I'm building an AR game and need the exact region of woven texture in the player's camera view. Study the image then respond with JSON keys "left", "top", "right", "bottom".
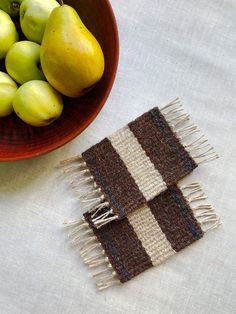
{"left": 62, "top": 101, "right": 220, "bottom": 289}
{"left": 82, "top": 106, "right": 197, "bottom": 220}
{"left": 62, "top": 100, "right": 218, "bottom": 229}
{"left": 61, "top": 100, "right": 218, "bottom": 230}
{"left": 84, "top": 184, "right": 204, "bottom": 284}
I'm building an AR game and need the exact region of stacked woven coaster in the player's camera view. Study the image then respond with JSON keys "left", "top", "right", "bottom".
{"left": 61, "top": 99, "right": 221, "bottom": 290}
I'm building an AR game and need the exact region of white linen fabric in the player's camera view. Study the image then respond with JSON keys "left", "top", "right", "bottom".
{"left": 0, "top": 0, "right": 236, "bottom": 313}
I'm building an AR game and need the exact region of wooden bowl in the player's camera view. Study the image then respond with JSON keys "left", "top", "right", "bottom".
{"left": 0, "top": 0, "right": 119, "bottom": 161}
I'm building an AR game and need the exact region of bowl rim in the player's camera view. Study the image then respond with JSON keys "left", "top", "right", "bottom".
{"left": 1, "top": 0, "right": 119, "bottom": 162}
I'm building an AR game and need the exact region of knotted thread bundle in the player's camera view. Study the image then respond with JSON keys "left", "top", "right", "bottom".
{"left": 61, "top": 98, "right": 220, "bottom": 290}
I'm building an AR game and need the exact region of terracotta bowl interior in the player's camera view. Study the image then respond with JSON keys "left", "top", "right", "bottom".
{"left": 0, "top": 0, "right": 119, "bottom": 161}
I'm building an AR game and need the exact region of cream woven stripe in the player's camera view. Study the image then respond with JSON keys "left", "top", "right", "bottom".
{"left": 108, "top": 126, "right": 166, "bottom": 201}
{"left": 128, "top": 204, "right": 175, "bottom": 266}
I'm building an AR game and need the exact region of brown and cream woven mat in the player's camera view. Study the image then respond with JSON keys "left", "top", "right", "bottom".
{"left": 61, "top": 98, "right": 221, "bottom": 290}
{"left": 65, "top": 182, "right": 220, "bottom": 290}
{"left": 62, "top": 99, "right": 218, "bottom": 227}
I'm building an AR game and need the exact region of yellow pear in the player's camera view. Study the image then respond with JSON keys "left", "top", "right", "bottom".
{"left": 40, "top": 5, "right": 105, "bottom": 98}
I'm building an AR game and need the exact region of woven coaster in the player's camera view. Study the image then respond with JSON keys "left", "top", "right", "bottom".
{"left": 61, "top": 99, "right": 218, "bottom": 228}
{"left": 65, "top": 182, "right": 221, "bottom": 290}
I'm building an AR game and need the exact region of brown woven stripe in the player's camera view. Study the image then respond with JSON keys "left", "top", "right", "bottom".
{"left": 83, "top": 185, "right": 206, "bottom": 284}
{"left": 82, "top": 138, "right": 146, "bottom": 219}
{"left": 84, "top": 213, "right": 152, "bottom": 283}
{"left": 128, "top": 107, "right": 197, "bottom": 186}
{"left": 148, "top": 185, "right": 204, "bottom": 252}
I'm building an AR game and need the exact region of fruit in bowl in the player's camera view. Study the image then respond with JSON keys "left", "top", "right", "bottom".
{"left": 13, "top": 80, "right": 63, "bottom": 126}
{"left": 6, "top": 40, "right": 45, "bottom": 84}
{"left": 20, "top": 0, "right": 59, "bottom": 43}
{"left": 40, "top": 4, "right": 105, "bottom": 98}
{"left": 0, "top": 71, "right": 17, "bottom": 116}
{"left": 0, "top": 9, "right": 18, "bottom": 59}
{"left": 0, "top": 0, "right": 23, "bottom": 16}
{"left": 0, "top": 0, "right": 119, "bottom": 160}
{"left": 1, "top": 0, "right": 105, "bottom": 126}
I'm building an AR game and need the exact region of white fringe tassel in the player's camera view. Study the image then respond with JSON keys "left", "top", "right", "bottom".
{"left": 60, "top": 155, "right": 118, "bottom": 229}
{"left": 180, "top": 182, "right": 221, "bottom": 232}
{"left": 66, "top": 218, "right": 119, "bottom": 290}
{"left": 160, "top": 98, "right": 219, "bottom": 164}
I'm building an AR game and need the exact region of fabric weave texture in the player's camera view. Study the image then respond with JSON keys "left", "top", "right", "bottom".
{"left": 61, "top": 100, "right": 220, "bottom": 290}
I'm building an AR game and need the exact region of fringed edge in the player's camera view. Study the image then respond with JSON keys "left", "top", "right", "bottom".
{"left": 160, "top": 98, "right": 219, "bottom": 165}
{"left": 65, "top": 217, "right": 120, "bottom": 290}
{"left": 180, "top": 182, "right": 222, "bottom": 232}
{"left": 60, "top": 155, "right": 118, "bottom": 229}
{"left": 90, "top": 209, "right": 119, "bottom": 229}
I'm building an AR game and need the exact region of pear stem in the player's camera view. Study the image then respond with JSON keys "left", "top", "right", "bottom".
{"left": 58, "top": 0, "right": 64, "bottom": 5}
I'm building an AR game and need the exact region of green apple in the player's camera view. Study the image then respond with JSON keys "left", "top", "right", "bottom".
{"left": 0, "top": 0, "right": 23, "bottom": 16}
{"left": 5, "top": 40, "right": 45, "bottom": 85}
{"left": 0, "top": 71, "right": 17, "bottom": 117}
{"left": 0, "top": 9, "right": 18, "bottom": 59}
{"left": 13, "top": 80, "right": 63, "bottom": 127}
{"left": 20, "top": 0, "right": 59, "bottom": 44}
